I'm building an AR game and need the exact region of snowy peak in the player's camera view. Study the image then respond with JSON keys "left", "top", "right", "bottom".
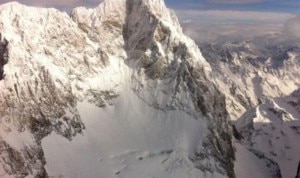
{"left": 72, "top": 0, "right": 179, "bottom": 27}
{"left": 0, "top": 1, "right": 234, "bottom": 178}
{"left": 235, "top": 89, "right": 300, "bottom": 178}
{"left": 0, "top": 1, "right": 74, "bottom": 43}
{"left": 98, "top": 0, "right": 174, "bottom": 19}
{"left": 71, "top": 0, "right": 209, "bottom": 73}
{"left": 0, "top": 1, "right": 21, "bottom": 9}
{"left": 71, "top": 0, "right": 182, "bottom": 47}
{"left": 0, "top": 1, "right": 62, "bottom": 17}
{"left": 126, "top": 0, "right": 179, "bottom": 25}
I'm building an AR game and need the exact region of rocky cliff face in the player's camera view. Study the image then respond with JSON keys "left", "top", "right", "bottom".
{"left": 201, "top": 41, "right": 300, "bottom": 120}
{"left": 0, "top": 34, "right": 8, "bottom": 80}
{"left": 0, "top": 1, "right": 235, "bottom": 178}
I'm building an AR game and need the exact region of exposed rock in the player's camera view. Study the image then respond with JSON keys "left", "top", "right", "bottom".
{"left": 296, "top": 160, "right": 300, "bottom": 178}
{"left": 0, "top": 34, "right": 8, "bottom": 80}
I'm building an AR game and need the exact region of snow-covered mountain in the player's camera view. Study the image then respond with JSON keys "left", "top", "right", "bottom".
{"left": 200, "top": 39, "right": 300, "bottom": 178}
{"left": 201, "top": 40, "right": 300, "bottom": 120}
{"left": 0, "top": 0, "right": 299, "bottom": 178}
{"left": 236, "top": 89, "right": 300, "bottom": 178}
{"left": 0, "top": 0, "right": 234, "bottom": 177}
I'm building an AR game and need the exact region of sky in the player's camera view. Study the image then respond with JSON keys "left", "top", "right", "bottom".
{"left": 1, "top": 0, "right": 300, "bottom": 13}
{"left": 1, "top": 0, "right": 300, "bottom": 43}
{"left": 167, "top": 0, "right": 300, "bottom": 13}
{"left": 0, "top": 0, "right": 298, "bottom": 27}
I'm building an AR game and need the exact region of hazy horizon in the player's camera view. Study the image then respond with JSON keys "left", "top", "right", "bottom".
{"left": 1, "top": 0, "right": 300, "bottom": 45}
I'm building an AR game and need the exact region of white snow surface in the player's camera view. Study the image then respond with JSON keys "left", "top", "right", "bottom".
{"left": 234, "top": 142, "right": 274, "bottom": 178}
{"left": 42, "top": 68, "right": 219, "bottom": 178}
{"left": 236, "top": 93, "right": 300, "bottom": 178}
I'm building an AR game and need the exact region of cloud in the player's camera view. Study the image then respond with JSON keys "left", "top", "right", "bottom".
{"left": 182, "top": 22, "right": 284, "bottom": 44}
{"left": 284, "top": 15, "right": 300, "bottom": 39}
{"left": 176, "top": 10, "right": 294, "bottom": 24}
{"left": 174, "top": 10, "right": 295, "bottom": 44}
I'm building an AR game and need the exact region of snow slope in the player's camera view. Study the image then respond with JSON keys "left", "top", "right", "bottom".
{"left": 236, "top": 90, "right": 300, "bottom": 178}
{"left": 42, "top": 87, "right": 211, "bottom": 178}
{"left": 234, "top": 142, "right": 276, "bottom": 178}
